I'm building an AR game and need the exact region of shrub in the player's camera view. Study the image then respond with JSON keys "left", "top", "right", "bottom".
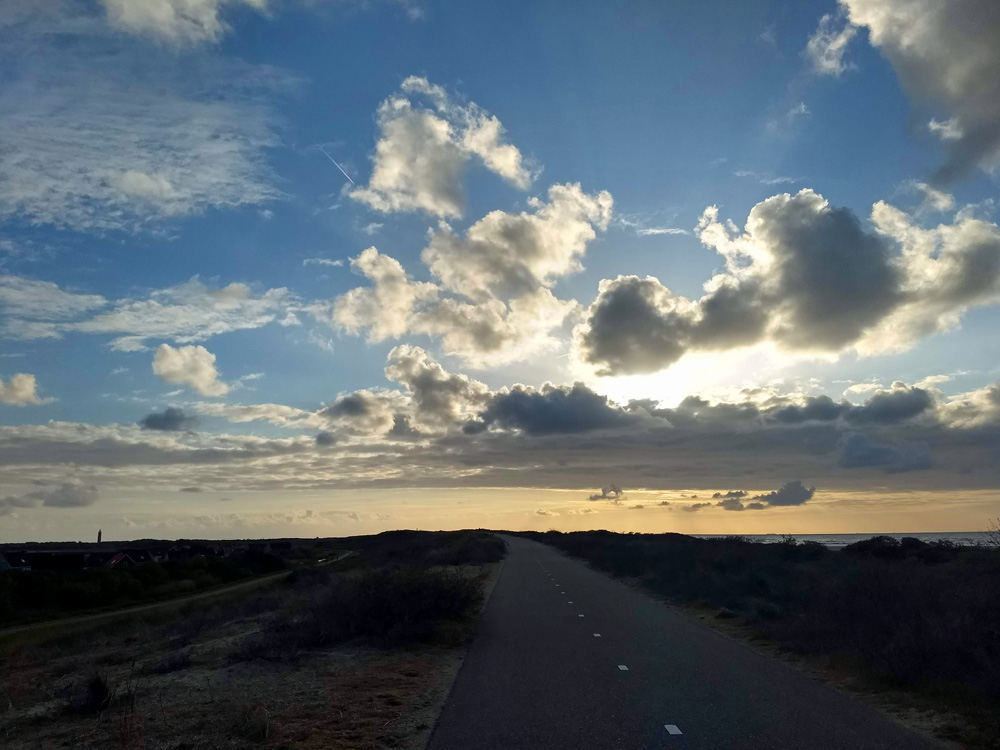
{"left": 524, "top": 530, "right": 1000, "bottom": 699}
{"left": 231, "top": 566, "right": 486, "bottom": 660}
{"left": 80, "top": 672, "right": 112, "bottom": 713}
{"left": 322, "top": 567, "right": 485, "bottom": 645}
{"left": 229, "top": 702, "right": 272, "bottom": 741}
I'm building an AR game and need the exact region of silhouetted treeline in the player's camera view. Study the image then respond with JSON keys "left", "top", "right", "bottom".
{"left": 520, "top": 531, "right": 1000, "bottom": 704}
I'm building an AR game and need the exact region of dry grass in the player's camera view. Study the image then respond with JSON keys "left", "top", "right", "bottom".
{"left": 0, "top": 546, "right": 503, "bottom": 750}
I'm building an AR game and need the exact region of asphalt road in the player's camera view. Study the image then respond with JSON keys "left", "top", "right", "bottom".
{"left": 427, "top": 535, "right": 940, "bottom": 750}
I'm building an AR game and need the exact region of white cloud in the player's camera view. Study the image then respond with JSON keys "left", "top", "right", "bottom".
{"left": 196, "top": 401, "right": 323, "bottom": 428}
{"left": 350, "top": 77, "right": 535, "bottom": 219}
{"left": 152, "top": 343, "right": 229, "bottom": 396}
{"left": 100, "top": 0, "right": 267, "bottom": 44}
{"left": 302, "top": 258, "right": 344, "bottom": 268}
{"left": 928, "top": 118, "right": 963, "bottom": 143}
{"left": 0, "top": 276, "right": 107, "bottom": 335}
{"left": 67, "top": 278, "right": 294, "bottom": 350}
{"left": 422, "top": 183, "right": 613, "bottom": 300}
{"left": 412, "top": 288, "right": 580, "bottom": 368}
{"left": 636, "top": 227, "right": 689, "bottom": 236}
{"left": 733, "top": 170, "right": 800, "bottom": 186}
{"left": 859, "top": 201, "right": 1000, "bottom": 353}
{"left": 327, "top": 247, "right": 438, "bottom": 343}
{"left": 0, "top": 373, "right": 52, "bottom": 406}
{"left": 842, "top": 0, "right": 1000, "bottom": 180}
{"left": 384, "top": 345, "right": 491, "bottom": 430}
{"left": 805, "top": 13, "right": 857, "bottom": 76}
{"left": 937, "top": 381, "right": 1000, "bottom": 428}
{"left": 843, "top": 381, "right": 884, "bottom": 397}
{"left": 907, "top": 181, "right": 955, "bottom": 213}
{"left": 0, "top": 7, "right": 288, "bottom": 233}
{"left": 328, "top": 183, "right": 610, "bottom": 367}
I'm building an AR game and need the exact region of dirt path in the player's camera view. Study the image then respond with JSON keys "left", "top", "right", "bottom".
{"left": 0, "top": 551, "right": 352, "bottom": 640}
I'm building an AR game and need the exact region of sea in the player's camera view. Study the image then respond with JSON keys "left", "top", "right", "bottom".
{"left": 694, "top": 531, "right": 994, "bottom": 549}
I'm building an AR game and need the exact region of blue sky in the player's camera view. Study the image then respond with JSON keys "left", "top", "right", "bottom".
{"left": 1, "top": 0, "right": 999, "bottom": 540}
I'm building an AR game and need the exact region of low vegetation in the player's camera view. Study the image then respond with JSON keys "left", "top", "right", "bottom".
{"left": 0, "top": 530, "right": 505, "bottom": 749}
{"left": 522, "top": 530, "right": 1000, "bottom": 748}
{"left": 0, "top": 548, "right": 294, "bottom": 626}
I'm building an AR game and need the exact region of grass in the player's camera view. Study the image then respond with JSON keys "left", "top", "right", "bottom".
{"left": 0, "top": 530, "right": 505, "bottom": 749}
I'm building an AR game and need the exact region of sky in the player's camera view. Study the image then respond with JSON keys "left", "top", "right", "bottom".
{"left": 1, "top": 0, "right": 1000, "bottom": 542}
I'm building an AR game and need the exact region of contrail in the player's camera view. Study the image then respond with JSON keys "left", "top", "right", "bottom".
{"left": 319, "top": 145, "right": 356, "bottom": 186}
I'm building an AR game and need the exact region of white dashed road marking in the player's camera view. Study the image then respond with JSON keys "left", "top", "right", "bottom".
{"left": 618, "top": 664, "right": 629, "bottom": 671}
{"left": 665, "top": 725, "right": 682, "bottom": 735}
{"left": 578, "top": 614, "right": 585, "bottom": 617}
{"left": 568, "top": 601, "right": 573, "bottom": 604}
{"left": 593, "top": 633, "right": 601, "bottom": 637}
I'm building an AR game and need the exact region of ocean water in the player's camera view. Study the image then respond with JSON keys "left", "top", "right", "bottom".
{"left": 694, "top": 531, "right": 995, "bottom": 549}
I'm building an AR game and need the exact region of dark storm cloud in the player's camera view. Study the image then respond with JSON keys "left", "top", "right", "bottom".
{"left": 139, "top": 407, "right": 198, "bottom": 431}
{"left": 470, "top": 383, "right": 639, "bottom": 436}
{"left": 845, "top": 384, "right": 933, "bottom": 425}
{"left": 630, "top": 384, "right": 933, "bottom": 432}
{"left": 321, "top": 393, "right": 371, "bottom": 418}
{"left": 574, "top": 275, "right": 697, "bottom": 375}
{"left": 315, "top": 431, "right": 337, "bottom": 446}
{"left": 179, "top": 486, "right": 203, "bottom": 493}
{"left": 838, "top": 432, "right": 932, "bottom": 473}
{"left": 768, "top": 395, "right": 848, "bottom": 424}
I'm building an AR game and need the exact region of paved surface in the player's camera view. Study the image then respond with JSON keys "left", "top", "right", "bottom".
{"left": 428, "top": 535, "right": 939, "bottom": 750}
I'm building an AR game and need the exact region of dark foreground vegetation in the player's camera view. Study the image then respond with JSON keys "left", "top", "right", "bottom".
{"left": 521, "top": 530, "right": 1000, "bottom": 747}
{"left": 234, "top": 530, "right": 504, "bottom": 657}
{"left": 0, "top": 530, "right": 505, "bottom": 750}
{"left": 0, "top": 547, "right": 294, "bottom": 626}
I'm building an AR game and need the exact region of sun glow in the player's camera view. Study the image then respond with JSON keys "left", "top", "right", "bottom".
{"left": 588, "top": 345, "right": 807, "bottom": 408}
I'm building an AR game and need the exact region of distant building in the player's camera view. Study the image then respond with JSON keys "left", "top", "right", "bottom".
{"left": 2, "top": 552, "right": 31, "bottom": 570}
{"left": 123, "top": 548, "right": 154, "bottom": 564}
{"left": 104, "top": 552, "right": 136, "bottom": 570}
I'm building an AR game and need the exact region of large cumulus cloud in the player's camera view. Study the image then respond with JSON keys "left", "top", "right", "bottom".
{"left": 327, "top": 183, "right": 611, "bottom": 367}
{"left": 841, "top": 0, "right": 1000, "bottom": 181}
{"left": 467, "top": 382, "right": 641, "bottom": 436}
{"left": 350, "top": 77, "right": 534, "bottom": 219}
{"left": 575, "top": 189, "right": 1000, "bottom": 376}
